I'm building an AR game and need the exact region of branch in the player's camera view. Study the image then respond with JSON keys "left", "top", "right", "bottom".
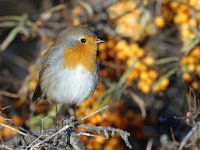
{"left": 78, "top": 124, "right": 132, "bottom": 149}
{"left": 178, "top": 121, "right": 200, "bottom": 150}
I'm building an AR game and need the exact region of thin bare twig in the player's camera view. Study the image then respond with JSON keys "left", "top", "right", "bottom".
{"left": 79, "top": 124, "right": 132, "bottom": 149}
{"left": 32, "top": 124, "right": 70, "bottom": 148}
{"left": 0, "top": 91, "right": 19, "bottom": 98}
{"left": 178, "top": 121, "right": 200, "bottom": 150}
{"left": 146, "top": 138, "right": 153, "bottom": 150}
{"left": 0, "top": 123, "right": 27, "bottom": 136}
{"left": 80, "top": 105, "right": 108, "bottom": 121}
{"left": 127, "top": 90, "right": 146, "bottom": 118}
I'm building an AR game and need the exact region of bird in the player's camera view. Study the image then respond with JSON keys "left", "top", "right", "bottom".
{"left": 32, "top": 25, "right": 105, "bottom": 113}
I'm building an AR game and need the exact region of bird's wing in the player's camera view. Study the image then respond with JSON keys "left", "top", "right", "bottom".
{"left": 32, "top": 47, "right": 54, "bottom": 101}
{"left": 32, "top": 82, "right": 42, "bottom": 101}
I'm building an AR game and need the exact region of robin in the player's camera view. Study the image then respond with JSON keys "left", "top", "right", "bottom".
{"left": 32, "top": 25, "right": 105, "bottom": 112}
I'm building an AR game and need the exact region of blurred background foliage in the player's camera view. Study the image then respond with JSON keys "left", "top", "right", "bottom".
{"left": 0, "top": 0, "right": 200, "bottom": 149}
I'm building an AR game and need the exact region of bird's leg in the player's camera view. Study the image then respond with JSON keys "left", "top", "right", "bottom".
{"left": 69, "top": 104, "right": 79, "bottom": 126}
{"left": 71, "top": 104, "right": 76, "bottom": 118}
{"left": 65, "top": 104, "right": 79, "bottom": 146}
{"left": 56, "top": 101, "right": 58, "bottom": 114}
{"left": 55, "top": 101, "right": 61, "bottom": 128}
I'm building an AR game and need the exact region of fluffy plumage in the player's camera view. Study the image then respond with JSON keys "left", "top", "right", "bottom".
{"left": 32, "top": 25, "right": 102, "bottom": 104}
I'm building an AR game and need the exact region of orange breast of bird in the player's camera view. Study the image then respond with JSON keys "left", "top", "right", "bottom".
{"left": 62, "top": 36, "right": 97, "bottom": 73}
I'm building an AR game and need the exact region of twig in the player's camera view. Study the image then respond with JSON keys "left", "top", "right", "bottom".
{"left": 77, "top": 132, "right": 106, "bottom": 139}
{"left": 155, "top": 57, "right": 179, "bottom": 65}
{"left": 178, "top": 121, "right": 200, "bottom": 150}
{"left": 0, "top": 14, "right": 28, "bottom": 51}
{"left": 0, "top": 91, "right": 19, "bottom": 98}
{"left": 146, "top": 138, "right": 153, "bottom": 150}
{"left": 0, "top": 123, "right": 27, "bottom": 136}
{"left": 80, "top": 105, "right": 108, "bottom": 121}
{"left": 0, "top": 145, "right": 13, "bottom": 150}
{"left": 127, "top": 90, "right": 146, "bottom": 118}
{"left": 32, "top": 124, "right": 70, "bottom": 148}
{"left": 70, "top": 132, "right": 86, "bottom": 150}
{"left": 101, "top": 60, "right": 125, "bottom": 69}
{"left": 79, "top": 124, "right": 132, "bottom": 149}
{"left": 26, "top": 116, "right": 49, "bottom": 149}
{"left": 77, "top": 0, "right": 94, "bottom": 18}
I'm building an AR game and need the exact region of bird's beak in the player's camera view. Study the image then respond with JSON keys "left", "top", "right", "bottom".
{"left": 95, "top": 39, "right": 105, "bottom": 43}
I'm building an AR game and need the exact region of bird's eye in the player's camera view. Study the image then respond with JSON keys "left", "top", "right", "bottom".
{"left": 80, "top": 38, "right": 86, "bottom": 43}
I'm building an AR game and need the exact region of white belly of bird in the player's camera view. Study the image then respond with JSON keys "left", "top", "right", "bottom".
{"left": 41, "top": 65, "right": 96, "bottom": 104}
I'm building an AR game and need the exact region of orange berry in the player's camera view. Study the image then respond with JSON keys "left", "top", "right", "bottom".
{"left": 115, "top": 40, "right": 127, "bottom": 51}
{"left": 170, "top": 2, "right": 180, "bottom": 9}
{"left": 135, "top": 62, "right": 147, "bottom": 72}
{"left": 174, "top": 13, "right": 188, "bottom": 24}
{"left": 181, "top": 57, "right": 189, "bottom": 64}
{"left": 188, "top": 64, "right": 195, "bottom": 72}
{"left": 127, "top": 71, "right": 139, "bottom": 81}
{"left": 182, "top": 72, "right": 192, "bottom": 82}
{"left": 107, "top": 40, "right": 115, "bottom": 49}
{"left": 161, "top": 78, "right": 169, "bottom": 88}
{"left": 117, "top": 51, "right": 126, "bottom": 60}
{"left": 148, "top": 70, "right": 158, "bottom": 79}
{"left": 123, "top": 46, "right": 131, "bottom": 57}
{"left": 187, "top": 57, "right": 195, "bottom": 64}
{"left": 155, "top": 16, "right": 165, "bottom": 28}
{"left": 181, "top": 29, "right": 190, "bottom": 37}
{"left": 137, "top": 80, "right": 151, "bottom": 94}
{"left": 73, "top": 6, "right": 82, "bottom": 16}
{"left": 143, "top": 56, "right": 155, "bottom": 66}
{"left": 191, "top": 48, "right": 200, "bottom": 57}
{"left": 140, "top": 72, "right": 149, "bottom": 80}
{"left": 191, "top": 81, "right": 199, "bottom": 89}
{"left": 141, "top": 84, "right": 151, "bottom": 94}
{"left": 72, "top": 18, "right": 81, "bottom": 25}
{"left": 197, "top": 12, "right": 200, "bottom": 22}
{"left": 137, "top": 80, "right": 143, "bottom": 89}
{"left": 12, "top": 115, "right": 23, "bottom": 126}
{"left": 130, "top": 43, "right": 139, "bottom": 51}
{"left": 195, "top": 65, "right": 200, "bottom": 74}
{"left": 95, "top": 137, "right": 105, "bottom": 144}
{"left": 127, "top": 59, "right": 135, "bottom": 66}
{"left": 189, "top": 0, "right": 198, "bottom": 7}
{"left": 179, "top": 5, "right": 189, "bottom": 12}
{"left": 98, "top": 43, "right": 106, "bottom": 52}
{"left": 135, "top": 48, "right": 145, "bottom": 57}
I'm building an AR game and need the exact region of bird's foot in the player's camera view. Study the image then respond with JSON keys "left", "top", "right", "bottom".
{"left": 65, "top": 116, "right": 80, "bottom": 127}
{"left": 64, "top": 116, "right": 79, "bottom": 147}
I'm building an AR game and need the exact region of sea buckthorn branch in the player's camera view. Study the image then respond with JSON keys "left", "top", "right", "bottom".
{"left": 78, "top": 124, "right": 132, "bottom": 149}
{"left": 1, "top": 104, "right": 132, "bottom": 149}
